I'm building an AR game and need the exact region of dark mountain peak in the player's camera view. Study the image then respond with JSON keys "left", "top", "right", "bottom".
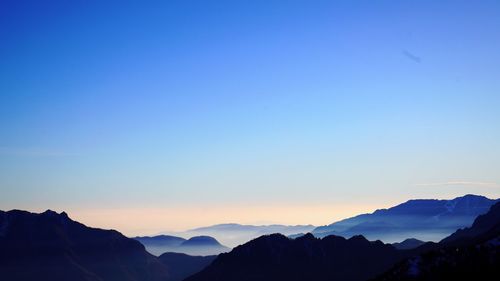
{"left": 348, "top": 234, "right": 370, "bottom": 243}
{"left": 42, "top": 209, "right": 59, "bottom": 215}
{"left": 41, "top": 209, "right": 71, "bottom": 222}
{"left": 295, "top": 232, "right": 316, "bottom": 241}
{"left": 392, "top": 238, "right": 426, "bottom": 250}
{"left": 246, "top": 233, "right": 289, "bottom": 245}
{"left": 456, "top": 193, "right": 489, "bottom": 200}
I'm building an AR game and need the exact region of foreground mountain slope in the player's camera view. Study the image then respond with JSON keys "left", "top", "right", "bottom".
{"left": 158, "top": 253, "right": 215, "bottom": 281}
{"left": 313, "top": 194, "right": 498, "bottom": 242}
{"left": 0, "top": 209, "right": 169, "bottom": 281}
{"left": 185, "top": 233, "right": 409, "bottom": 281}
{"left": 373, "top": 202, "right": 500, "bottom": 281}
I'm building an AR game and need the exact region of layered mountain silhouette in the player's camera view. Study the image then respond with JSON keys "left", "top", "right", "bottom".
{"left": 174, "top": 223, "right": 316, "bottom": 248}
{"left": 0, "top": 210, "right": 218, "bottom": 281}
{"left": 185, "top": 233, "right": 412, "bottom": 281}
{"left": 2, "top": 195, "right": 498, "bottom": 281}
{"left": 373, "top": 201, "right": 500, "bottom": 280}
{"left": 158, "top": 253, "right": 215, "bottom": 281}
{"left": 134, "top": 235, "right": 229, "bottom": 256}
{"left": 392, "top": 238, "right": 426, "bottom": 250}
{"left": 313, "top": 194, "right": 498, "bottom": 242}
{"left": 182, "top": 200, "right": 500, "bottom": 281}
{"left": 0, "top": 209, "right": 169, "bottom": 281}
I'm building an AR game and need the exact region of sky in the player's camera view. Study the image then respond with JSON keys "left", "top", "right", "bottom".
{"left": 1, "top": 0, "right": 500, "bottom": 235}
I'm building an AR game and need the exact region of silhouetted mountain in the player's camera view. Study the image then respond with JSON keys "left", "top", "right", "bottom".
{"left": 158, "top": 253, "right": 215, "bottom": 281}
{"left": 314, "top": 194, "right": 499, "bottom": 242}
{"left": 373, "top": 202, "right": 500, "bottom": 281}
{"left": 392, "top": 238, "right": 426, "bottom": 250}
{"left": 134, "top": 235, "right": 187, "bottom": 256}
{"left": 178, "top": 223, "right": 316, "bottom": 247}
{"left": 185, "top": 233, "right": 410, "bottom": 281}
{"left": 181, "top": 236, "right": 221, "bottom": 247}
{"left": 0, "top": 209, "right": 169, "bottom": 281}
{"left": 178, "top": 236, "right": 230, "bottom": 256}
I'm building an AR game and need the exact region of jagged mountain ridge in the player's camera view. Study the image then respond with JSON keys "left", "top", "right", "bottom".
{"left": 185, "top": 233, "right": 411, "bottom": 281}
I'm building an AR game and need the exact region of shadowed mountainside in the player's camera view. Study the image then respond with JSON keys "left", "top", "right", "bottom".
{"left": 184, "top": 200, "right": 500, "bottom": 281}
{"left": 0, "top": 210, "right": 220, "bottom": 281}
{"left": 158, "top": 253, "right": 215, "bottom": 281}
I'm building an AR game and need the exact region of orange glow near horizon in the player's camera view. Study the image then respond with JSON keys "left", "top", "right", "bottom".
{"left": 61, "top": 202, "right": 395, "bottom": 237}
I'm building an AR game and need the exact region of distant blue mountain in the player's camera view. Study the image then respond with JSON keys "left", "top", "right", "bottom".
{"left": 184, "top": 200, "right": 500, "bottom": 281}
{"left": 134, "top": 235, "right": 229, "bottom": 256}
{"left": 181, "top": 223, "right": 316, "bottom": 247}
{"left": 134, "top": 235, "right": 186, "bottom": 247}
{"left": 313, "top": 194, "right": 499, "bottom": 242}
{"left": 185, "top": 233, "right": 409, "bottom": 281}
{"left": 374, "top": 201, "right": 500, "bottom": 280}
{"left": 181, "top": 236, "right": 222, "bottom": 247}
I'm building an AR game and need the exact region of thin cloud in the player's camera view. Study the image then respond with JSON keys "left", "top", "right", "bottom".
{"left": 402, "top": 49, "right": 422, "bottom": 63}
{"left": 415, "top": 181, "right": 499, "bottom": 188}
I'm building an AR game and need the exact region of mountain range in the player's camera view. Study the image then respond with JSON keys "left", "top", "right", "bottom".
{"left": 185, "top": 233, "right": 412, "bottom": 281}
{"left": 373, "top": 200, "right": 500, "bottom": 280}
{"left": 0, "top": 209, "right": 169, "bottom": 281}
{"left": 134, "top": 235, "right": 230, "bottom": 256}
{"left": 169, "top": 223, "right": 316, "bottom": 248}
{"left": 1, "top": 194, "right": 499, "bottom": 281}
{"left": 185, "top": 200, "right": 500, "bottom": 281}
{"left": 0, "top": 210, "right": 217, "bottom": 281}
{"left": 313, "top": 194, "right": 499, "bottom": 242}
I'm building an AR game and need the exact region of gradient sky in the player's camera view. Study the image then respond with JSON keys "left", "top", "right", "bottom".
{"left": 1, "top": 0, "right": 500, "bottom": 235}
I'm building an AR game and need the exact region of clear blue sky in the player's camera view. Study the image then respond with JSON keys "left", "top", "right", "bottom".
{"left": 1, "top": 0, "right": 500, "bottom": 233}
